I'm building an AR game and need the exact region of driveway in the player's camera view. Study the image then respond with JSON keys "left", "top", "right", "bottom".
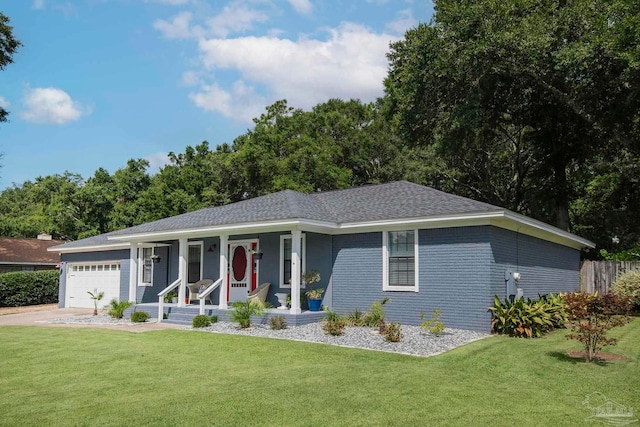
{"left": 0, "top": 305, "right": 183, "bottom": 332}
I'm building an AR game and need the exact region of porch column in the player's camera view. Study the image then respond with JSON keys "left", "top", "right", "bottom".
{"left": 128, "top": 243, "right": 138, "bottom": 303}
{"left": 178, "top": 238, "right": 188, "bottom": 307}
{"left": 219, "top": 234, "right": 228, "bottom": 309}
{"left": 290, "top": 229, "right": 302, "bottom": 314}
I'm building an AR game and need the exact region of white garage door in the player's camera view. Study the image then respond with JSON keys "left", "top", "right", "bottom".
{"left": 66, "top": 262, "right": 122, "bottom": 309}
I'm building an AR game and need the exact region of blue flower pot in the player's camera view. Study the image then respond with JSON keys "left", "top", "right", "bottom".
{"left": 308, "top": 298, "right": 322, "bottom": 312}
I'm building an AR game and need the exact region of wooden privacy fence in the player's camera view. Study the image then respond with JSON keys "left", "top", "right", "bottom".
{"left": 580, "top": 261, "right": 640, "bottom": 294}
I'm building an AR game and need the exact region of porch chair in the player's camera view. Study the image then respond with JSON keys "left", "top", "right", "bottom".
{"left": 247, "top": 282, "right": 270, "bottom": 305}
{"left": 187, "top": 279, "right": 214, "bottom": 304}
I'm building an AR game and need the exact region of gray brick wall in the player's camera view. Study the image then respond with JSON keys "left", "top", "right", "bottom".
{"left": 331, "top": 228, "right": 494, "bottom": 332}
{"left": 489, "top": 228, "right": 580, "bottom": 301}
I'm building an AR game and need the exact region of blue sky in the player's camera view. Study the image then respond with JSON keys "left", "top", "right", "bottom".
{"left": 0, "top": 0, "right": 433, "bottom": 188}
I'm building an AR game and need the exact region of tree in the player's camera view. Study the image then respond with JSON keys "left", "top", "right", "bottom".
{"left": 0, "top": 13, "right": 22, "bottom": 123}
{"left": 384, "top": 0, "right": 640, "bottom": 231}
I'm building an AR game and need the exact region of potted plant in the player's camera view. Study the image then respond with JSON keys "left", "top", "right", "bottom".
{"left": 151, "top": 254, "right": 161, "bottom": 263}
{"left": 303, "top": 269, "right": 323, "bottom": 311}
{"left": 164, "top": 290, "right": 178, "bottom": 304}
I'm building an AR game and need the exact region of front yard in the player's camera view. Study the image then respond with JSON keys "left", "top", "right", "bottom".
{"left": 0, "top": 319, "right": 638, "bottom": 426}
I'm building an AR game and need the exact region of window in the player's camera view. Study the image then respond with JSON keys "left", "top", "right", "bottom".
{"left": 188, "top": 242, "right": 203, "bottom": 284}
{"left": 279, "top": 234, "right": 306, "bottom": 288}
{"left": 139, "top": 247, "right": 153, "bottom": 286}
{"left": 383, "top": 230, "right": 419, "bottom": 292}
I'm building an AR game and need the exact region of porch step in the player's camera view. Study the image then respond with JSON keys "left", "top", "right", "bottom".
{"left": 127, "top": 304, "right": 328, "bottom": 327}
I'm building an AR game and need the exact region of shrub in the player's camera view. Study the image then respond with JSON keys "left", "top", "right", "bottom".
{"left": 564, "top": 292, "right": 632, "bottom": 362}
{"left": 363, "top": 298, "right": 389, "bottom": 327}
{"left": 611, "top": 270, "right": 640, "bottom": 310}
{"left": 489, "top": 294, "right": 566, "bottom": 338}
{"left": 209, "top": 315, "right": 218, "bottom": 323}
{"left": 269, "top": 315, "right": 287, "bottom": 330}
{"left": 420, "top": 309, "right": 446, "bottom": 336}
{"left": 192, "top": 314, "right": 212, "bottom": 328}
{"left": 344, "top": 308, "right": 366, "bottom": 326}
{"left": 108, "top": 299, "right": 132, "bottom": 319}
{"left": 323, "top": 306, "right": 340, "bottom": 322}
{"left": 131, "top": 311, "right": 150, "bottom": 323}
{"left": 230, "top": 300, "right": 266, "bottom": 328}
{"left": 383, "top": 322, "right": 403, "bottom": 342}
{"left": 323, "top": 319, "right": 346, "bottom": 336}
{"left": 0, "top": 270, "right": 59, "bottom": 307}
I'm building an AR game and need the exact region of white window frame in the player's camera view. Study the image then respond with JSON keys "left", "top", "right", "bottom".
{"left": 279, "top": 234, "right": 306, "bottom": 289}
{"left": 382, "top": 229, "right": 419, "bottom": 292}
{"left": 187, "top": 241, "right": 204, "bottom": 285}
{"left": 138, "top": 246, "right": 155, "bottom": 287}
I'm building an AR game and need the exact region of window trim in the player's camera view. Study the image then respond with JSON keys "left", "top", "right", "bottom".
{"left": 382, "top": 229, "right": 419, "bottom": 292}
{"left": 138, "top": 246, "right": 154, "bottom": 287}
{"left": 187, "top": 241, "right": 204, "bottom": 285}
{"left": 279, "top": 234, "right": 306, "bottom": 289}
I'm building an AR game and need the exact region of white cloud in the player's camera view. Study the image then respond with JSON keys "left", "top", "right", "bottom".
{"left": 154, "top": 11, "right": 202, "bottom": 39}
{"left": 190, "top": 80, "right": 266, "bottom": 123}
{"left": 191, "top": 23, "right": 398, "bottom": 121}
{"left": 144, "top": 152, "right": 170, "bottom": 174}
{"left": 0, "top": 96, "right": 9, "bottom": 109}
{"left": 288, "top": 0, "right": 313, "bottom": 15}
{"left": 205, "top": 2, "right": 269, "bottom": 38}
{"left": 155, "top": 2, "right": 270, "bottom": 40}
{"left": 181, "top": 70, "right": 202, "bottom": 86}
{"left": 386, "top": 8, "right": 417, "bottom": 35}
{"left": 21, "top": 87, "right": 89, "bottom": 124}
{"left": 32, "top": 0, "right": 45, "bottom": 10}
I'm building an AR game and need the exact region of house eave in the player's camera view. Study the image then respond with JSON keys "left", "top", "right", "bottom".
{"left": 57, "top": 210, "right": 593, "bottom": 252}
{"left": 106, "top": 219, "right": 338, "bottom": 242}
{"left": 48, "top": 243, "right": 131, "bottom": 254}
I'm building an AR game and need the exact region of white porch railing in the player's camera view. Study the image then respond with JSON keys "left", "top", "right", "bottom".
{"left": 197, "top": 278, "right": 223, "bottom": 315}
{"left": 157, "top": 278, "right": 181, "bottom": 323}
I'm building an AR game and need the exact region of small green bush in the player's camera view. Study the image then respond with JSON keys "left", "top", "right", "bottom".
{"left": 269, "top": 315, "right": 287, "bottom": 330}
{"left": 420, "top": 309, "right": 445, "bottom": 336}
{"left": 192, "top": 315, "right": 212, "bottom": 328}
{"left": 323, "top": 306, "right": 340, "bottom": 322}
{"left": 323, "top": 319, "right": 346, "bottom": 336}
{"left": 230, "top": 301, "right": 266, "bottom": 328}
{"left": 131, "top": 311, "right": 150, "bottom": 323}
{"left": 383, "top": 322, "right": 403, "bottom": 342}
{"left": 108, "top": 299, "right": 132, "bottom": 319}
{"left": 363, "top": 298, "right": 389, "bottom": 327}
{"left": 0, "top": 270, "right": 59, "bottom": 307}
{"left": 344, "top": 308, "right": 366, "bottom": 326}
{"left": 489, "top": 294, "right": 566, "bottom": 338}
{"left": 611, "top": 270, "right": 640, "bottom": 310}
{"left": 209, "top": 315, "right": 218, "bottom": 323}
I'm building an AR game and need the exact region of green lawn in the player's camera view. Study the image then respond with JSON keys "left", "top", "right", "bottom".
{"left": 0, "top": 321, "right": 638, "bottom": 427}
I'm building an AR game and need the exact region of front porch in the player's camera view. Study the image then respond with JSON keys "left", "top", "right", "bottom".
{"left": 129, "top": 303, "right": 327, "bottom": 326}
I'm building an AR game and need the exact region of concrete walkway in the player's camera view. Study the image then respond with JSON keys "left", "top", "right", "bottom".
{"left": 0, "top": 306, "right": 183, "bottom": 333}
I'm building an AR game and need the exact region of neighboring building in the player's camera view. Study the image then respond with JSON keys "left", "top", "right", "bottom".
{"left": 0, "top": 234, "right": 64, "bottom": 273}
{"left": 49, "top": 181, "right": 594, "bottom": 331}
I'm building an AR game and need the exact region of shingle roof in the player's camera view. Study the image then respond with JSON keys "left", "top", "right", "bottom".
{"left": 0, "top": 237, "right": 65, "bottom": 263}
{"left": 54, "top": 181, "right": 503, "bottom": 250}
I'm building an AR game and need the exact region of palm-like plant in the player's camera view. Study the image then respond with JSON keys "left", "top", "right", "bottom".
{"left": 86, "top": 289, "right": 104, "bottom": 316}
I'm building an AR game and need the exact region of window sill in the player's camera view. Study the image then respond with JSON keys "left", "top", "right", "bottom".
{"left": 383, "top": 286, "right": 419, "bottom": 292}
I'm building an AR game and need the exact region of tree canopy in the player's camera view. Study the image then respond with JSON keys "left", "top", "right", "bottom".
{"left": 0, "top": 12, "right": 21, "bottom": 123}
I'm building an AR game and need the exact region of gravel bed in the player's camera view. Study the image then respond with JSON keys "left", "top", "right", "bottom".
{"left": 45, "top": 315, "right": 488, "bottom": 357}
{"left": 46, "top": 314, "right": 159, "bottom": 325}
{"left": 193, "top": 321, "right": 488, "bottom": 357}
